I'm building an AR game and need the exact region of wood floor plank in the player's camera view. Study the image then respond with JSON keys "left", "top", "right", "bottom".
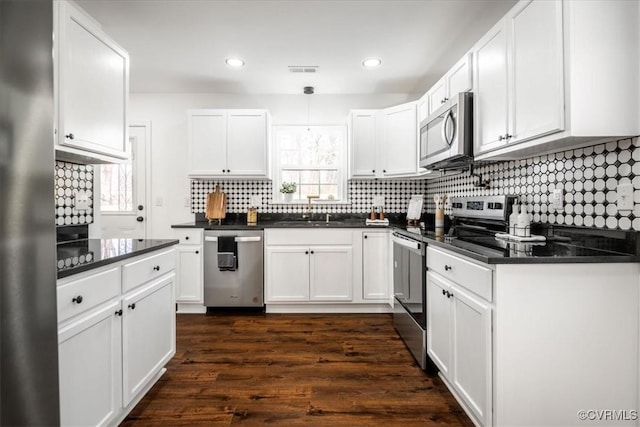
{"left": 120, "top": 313, "right": 473, "bottom": 427}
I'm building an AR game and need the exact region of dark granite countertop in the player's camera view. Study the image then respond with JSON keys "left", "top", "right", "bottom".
{"left": 172, "top": 213, "right": 406, "bottom": 230}
{"left": 57, "top": 238, "right": 179, "bottom": 279}
{"left": 393, "top": 226, "right": 640, "bottom": 264}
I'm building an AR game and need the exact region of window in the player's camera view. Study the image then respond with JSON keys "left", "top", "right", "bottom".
{"left": 273, "top": 125, "right": 347, "bottom": 202}
{"left": 100, "top": 137, "right": 133, "bottom": 212}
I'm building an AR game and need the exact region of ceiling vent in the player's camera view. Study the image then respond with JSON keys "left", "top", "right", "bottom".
{"left": 288, "top": 66, "right": 319, "bottom": 74}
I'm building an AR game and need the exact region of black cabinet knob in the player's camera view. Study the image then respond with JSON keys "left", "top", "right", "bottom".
{"left": 372, "top": 169, "right": 375, "bottom": 173}
{"left": 65, "top": 133, "right": 74, "bottom": 140}
{"left": 442, "top": 289, "right": 446, "bottom": 296}
{"left": 153, "top": 265, "right": 160, "bottom": 271}
{"left": 444, "top": 265, "right": 452, "bottom": 271}
{"left": 137, "top": 205, "right": 144, "bottom": 211}
{"left": 115, "top": 309, "right": 123, "bottom": 317}
{"left": 136, "top": 216, "right": 144, "bottom": 222}
{"left": 195, "top": 250, "right": 199, "bottom": 254}
{"left": 364, "top": 235, "right": 368, "bottom": 239}
{"left": 305, "top": 251, "right": 309, "bottom": 255}
{"left": 310, "top": 250, "right": 314, "bottom": 254}
{"left": 128, "top": 303, "right": 136, "bottom": 310}
{"left": 382, "top": 170, "right": 386, "bottom": 173}
{"left": 185, "top": 236, "right": 189, "bottom": 240}
{"left": 72, "top": 295, "right": 83, "bottom": 304}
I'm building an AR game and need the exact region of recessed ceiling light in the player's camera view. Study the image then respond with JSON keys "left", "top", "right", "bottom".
{"left": 362, "top": 58, "right": 382, "bottom": 68}
{"left": 225, "top": 57, "right": 245, "bottom": 68}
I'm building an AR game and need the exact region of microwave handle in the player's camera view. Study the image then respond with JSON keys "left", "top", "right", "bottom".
{"left": 441, "top": 109, "right": 454, "bottom": 147}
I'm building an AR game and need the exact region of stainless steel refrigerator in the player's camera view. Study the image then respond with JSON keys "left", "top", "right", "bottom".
{"left": 1, "top": 0, "right": 61, "bottom": 425}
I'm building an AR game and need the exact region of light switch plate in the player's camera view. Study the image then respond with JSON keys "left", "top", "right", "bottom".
{"left": 617, "top": 183, "right": 634, "bottom": 211}
{"left": 552, "top": 189, "right": 564, "bottom": 211}
{"left": 155, "top": 196, "right": 163, "bottom": 207}
{"left": 73, "top": 190, "right": 89, "bottom": 211}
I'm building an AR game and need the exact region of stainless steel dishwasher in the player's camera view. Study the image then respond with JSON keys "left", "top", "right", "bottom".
{"left": 203, "top": 229, "right": 264, "bottom": 308}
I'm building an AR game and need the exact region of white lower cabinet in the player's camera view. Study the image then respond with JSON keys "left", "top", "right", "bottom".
{"left": 427, "top": 247, "right": 492, "bottom": 427}
{"left": 362, "top": 231, "right": 389, "bottom": 300}
{"left": 266, "top": 245, "right": 352, "bottom": 302}
{"left": 122, "top": 276, "right": 175, "bottom": 405}
{"left": 58, "top": 300, "right": 122, "bottom": 427}
{"left": 57, "top": 247, "right": 176, "bottom": 425}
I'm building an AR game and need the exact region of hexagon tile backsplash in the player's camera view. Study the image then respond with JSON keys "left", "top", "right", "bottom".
{"left": 426, "top": 137, "right": 640, "bottom": 231}
{"left": 54, "top": 161, "right": 94, "bottom": 226}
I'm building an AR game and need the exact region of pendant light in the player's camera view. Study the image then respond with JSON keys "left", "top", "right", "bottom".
{"left": 304, "top": 86, "right": 314, "bottom": 131}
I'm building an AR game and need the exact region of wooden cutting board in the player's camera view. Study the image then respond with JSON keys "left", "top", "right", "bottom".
{"left": 206, "top": 185, "right": 226, "bottom": 222}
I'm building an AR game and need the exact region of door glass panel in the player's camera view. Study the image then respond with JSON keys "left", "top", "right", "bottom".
{"left": 100, "top": 137, "right": 134, "bottom": 212}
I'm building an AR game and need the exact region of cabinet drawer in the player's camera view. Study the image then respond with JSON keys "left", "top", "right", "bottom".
{"left": 58, "top": 267, "right": 120, "bottom": 323}
{"left": 172, "top": 228, "right": 202, "bottom": 245}
{"left": 427, "top": 246, "right": 492, "bottom": 301}
{"left": 122, "top": 249, "right": 175, "bottom": 292}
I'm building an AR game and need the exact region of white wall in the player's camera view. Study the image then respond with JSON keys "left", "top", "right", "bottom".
{"left": 128, "top": 93, "right": 413, "bottom": 238}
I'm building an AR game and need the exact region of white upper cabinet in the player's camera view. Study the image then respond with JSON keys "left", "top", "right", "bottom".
{"left": 427, "top": 53, "right": 473, "bottom": 116}
{"left": 349, "top": 110, "right": 379, "bottom": 178}
{"left": 474, "top": 0, "right": 640, "bottom": 160}
{"left": 349, "top": 103, "right": 417, "bottom": 179}
{"left": 54, "top": 0, "right": 129, "bottom": 164}
{"left": 187, "top": 109, "right": 269, "bottom": 178}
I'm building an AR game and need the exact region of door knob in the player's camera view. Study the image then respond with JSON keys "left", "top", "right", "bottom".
{"left": 136, "top": 216, "right": 144, "bottom": 222}
{"left": 138, "top": 205, "right": 144, "bottom": 211}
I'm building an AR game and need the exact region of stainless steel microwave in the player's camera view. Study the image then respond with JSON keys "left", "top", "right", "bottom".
{"left": 419, "top": 92, "right": 473, "bottom": 170}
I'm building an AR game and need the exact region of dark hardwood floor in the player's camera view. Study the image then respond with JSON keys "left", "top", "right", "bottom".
{"left": 121, "top": 313, "right": 473, "bottom": 426}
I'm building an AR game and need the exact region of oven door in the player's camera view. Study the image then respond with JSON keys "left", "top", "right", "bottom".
{"left": 392, "top": 233, "right": 426, "bottom": 328}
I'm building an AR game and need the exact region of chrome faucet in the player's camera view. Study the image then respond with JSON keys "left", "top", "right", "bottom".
{"left": 303, "top": 195, "right": 319, "bottom": 220}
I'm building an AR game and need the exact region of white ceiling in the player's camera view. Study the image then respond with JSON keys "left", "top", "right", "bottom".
{"left": 76, "top": 0, "right": 517, "bottom": 95}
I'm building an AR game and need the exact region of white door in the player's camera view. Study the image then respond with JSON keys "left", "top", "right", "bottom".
{"left": 382, "top": 102, "right": 417, "bottom": 177}
{"left": 226, "top": 110, "right": 268, "bottom": 177}
{"left": 187, "top": 110, "right": 227, "bottom": 176}
{"left": 426, "top": 272, "right": 452, "bottom": 376}
{"left": 100, "top": 122, "right": 149, "bottom": 238}
{"left": 309, "top": 246, "right": 353, "bottom": 301}
{"left": 122, "top": 277, "right": 175, "bottom": 406}
{"left": 175, "top": 247, "right": 203, "bottom": 303}
{"left": 58, "top": 301, "right": 122, "bottom": 427}
{"left": 350, "top": 111, "right": 378, "bottom": 178}
{"left": 362, "top": 232, "right": 389, "bottom": 300}
{"left": 265, "top": 247, "right": 310, "bottom": 302}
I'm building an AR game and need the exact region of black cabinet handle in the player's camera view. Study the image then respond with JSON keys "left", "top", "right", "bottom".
{"left": 65, "top": 133, "right": 74, "bottom": 140}
{"left": 136, "top": 216, "right": 144, "bottom": 222}
{"left": 442, "top": 289, "right": 446, "bottom": 296}
{"left": 364, "top": 235, "right": 368, "bottom": 239}
{"left": 372, "top": 169, "right": 375, "bottom": 173}
{"left": 128, "top": 303, "right": 136, "bottom": 310}
{"left": 448, "top": 291, "right": 454, "bottom": 299}
{"left": 153, "top": 265, "right": 160, "bottom": 271}
{"left": 72, "top": 295, "right": 83, "bottom": 304}
{"left": 185, "top": 236, "right": 189, "bottom": 240}
{"left": 382, "top": 169, "right": 386, "bottom": 173}
{"left": 195, "top": 250, "right": 199, "bottom": 254}
{"left": 305, "top": 251, "right": 309, "bottom": 255}
{"left": 137, "top": 205, "right": 144, "bottom": 211}
{"left": 310, "top": 250, "right": 314, "bottom": 254}
{"left": 115, "top": 309, "right": 123, "bottom": 317}
{"left": 444, "top": 265, "right": 452, "bottom": 271}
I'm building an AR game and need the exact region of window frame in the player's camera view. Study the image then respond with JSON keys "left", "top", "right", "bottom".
{"left": 272, "top": 125, "right": 348, "bottom": 203}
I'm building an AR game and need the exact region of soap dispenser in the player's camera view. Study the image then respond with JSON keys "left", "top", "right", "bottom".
{"left": 509, "top": 201, "right": 519, "bottom": 236}
{"left": 516, "top": 203, "right": 530, "bottom": 237}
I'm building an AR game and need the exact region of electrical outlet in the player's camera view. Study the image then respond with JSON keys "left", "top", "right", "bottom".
{"left": 155, "top": 196, "right": 163, "bottom": 207}
{"left": 617, "top": 183, "right": 634, "bottom": 211}
{"left": 552, "top": 189, "right": 564, "bottom": 211}
{"left": 250, "top": 195, "right": 262, "bottom": 207}
{"left": 73, "top": 190, "right": 89, "bottom": 211}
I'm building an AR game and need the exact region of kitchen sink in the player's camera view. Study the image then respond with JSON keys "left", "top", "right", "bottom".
{"left": 270, "top": 220, "right": 330, "bottom": 227}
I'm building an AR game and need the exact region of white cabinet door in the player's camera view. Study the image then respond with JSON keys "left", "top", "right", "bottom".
{"left": 175, "top": 246, "right": 203, "bottom": 303}
{"left": 427, "top": 78, "right": 447, "bottom": 115}
{"left": 266, "top": 247, "right": 310, "bottom": 302}
{"left": 447, "top": 52, "right": 473, "bottom": 97}
{"left": 509, "top": 0, "right": 564, "bottom": 144}
{"left": 362, "top": 232, "right": 389, "bottom": 300}
{"left": 381, "top": 102, "right": 417, "bottom": 177}
{"left": 473, "top": 22, "right": 509, "bottom": 155}
{"left": 227, "top": 110, "right": 268, "bottom": 177}
{"left": 309, "top": 246, "right": 353, "bottom": 301}
{"left": 451, "top": 285, "right": 492, "bottom": 427}
{"left": 188, "top": 111, "right": 227, "bottom": 176}
{"left": 58, "top": 301, "right": 122, "bottom": 427}
{"left": 350, "top": 110, "right": 378, "bottom": 178}
{"left": 122, "top": 276, "right": 175, "bottom": 406}
{"left": 417, "top": 93, "right": 430, "bottom": 123}
{"left": 426, "top": 272, "right": 452, "bottom": 376}
{"left": 55, "top": 0, "right": 129, "bottom": 161}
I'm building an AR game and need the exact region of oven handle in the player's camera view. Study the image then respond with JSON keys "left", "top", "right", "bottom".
{"left": 391, "top": 233, "right": 422, "bottom": 251}
{"left": 204, "top": 236, "right": 262, "bottom": 243}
